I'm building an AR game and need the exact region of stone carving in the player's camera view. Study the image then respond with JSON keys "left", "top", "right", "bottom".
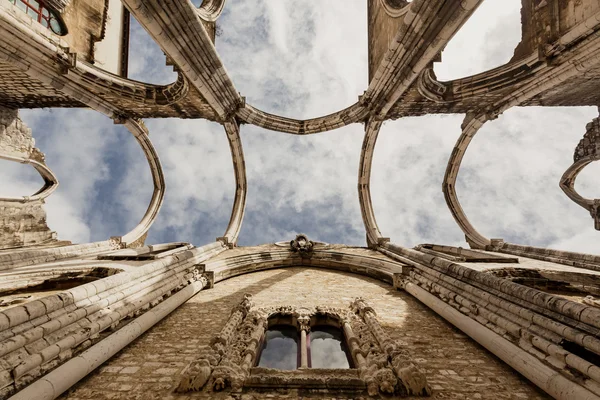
{"left": 177, "top": 294, "right": 255, "bottom": 392}
{"left": 177, "top": 297, "right": 430, "bottom": 397}
{"left": 290, "top": 233, "right": 314, "bottom": 257}
{"left": 351, "top": 298, "right": 431, "bottom": 397}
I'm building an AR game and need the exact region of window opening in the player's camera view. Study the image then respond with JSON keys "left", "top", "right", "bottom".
{"left": 309, "top": 325, "right": 352, "bottom": 369}
{"left": 256, "top": 325, "right": 299, "bottom": 370}
{"left": 7, "top": 0, "right": 66, "bottom": 35}
{"left": 256, "top": 320, "right": 352, "bottom": 370}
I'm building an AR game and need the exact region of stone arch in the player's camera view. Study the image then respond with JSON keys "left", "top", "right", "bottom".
{"left": 358, "top": 118, "right": 386, "bottom": 248}
{"left": 0, "top": 154, "right": 58, "bottom": 203}
{"left": 205, "top": 247, "right": 398, "bottom": 286}
{"left": 118, "top": 119, "right": 165, "bottom": 247}
{"left": 218, "top": 119, "right": 247, "bottom": 247}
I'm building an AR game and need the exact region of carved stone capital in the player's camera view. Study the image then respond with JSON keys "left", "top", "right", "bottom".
{"left": 297, "top": 315, "right": 311, "bottom": 332}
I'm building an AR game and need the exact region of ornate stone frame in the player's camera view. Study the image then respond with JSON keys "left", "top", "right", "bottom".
{"left": 177, "top": 295, "right": 431, "bottom": 397}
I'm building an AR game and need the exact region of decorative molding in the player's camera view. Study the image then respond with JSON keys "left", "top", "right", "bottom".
{"left": 177, "top": 295, "right": 430, "bottom": 397}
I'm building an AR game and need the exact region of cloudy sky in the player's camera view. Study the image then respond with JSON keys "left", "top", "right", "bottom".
{"left": 2, "top": 0, "right": 599, "bottom": 253}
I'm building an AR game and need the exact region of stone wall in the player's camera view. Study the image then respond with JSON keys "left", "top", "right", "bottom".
{"left": 0, "top": 108, "right": 33, "bottom": 159}
{"left": 0, "top": 107, "right": 56, "bottom": 250}
{"left": 59, "top": 267, "right": 549, "bottom": 399}
{"left": 60, "top": 0, "right": 108, "bottom": 61}
{"left": 367, "top": 0, "right": 405, "bottom": 83}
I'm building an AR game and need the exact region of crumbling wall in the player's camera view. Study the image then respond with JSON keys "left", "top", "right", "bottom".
{"left": 0, "top": 107, "right": 57, "bottom": 250}
{"left": 512, "top": 0, "right": 600, "bottom": 62}
{"left": 60, "top": 0, "right": 109, "bottom": 61}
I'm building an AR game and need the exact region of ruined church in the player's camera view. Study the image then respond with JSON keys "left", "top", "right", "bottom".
{"left": 1, "top": 0, "right": 600, "bottom": 399}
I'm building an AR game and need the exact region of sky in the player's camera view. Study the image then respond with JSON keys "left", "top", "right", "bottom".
{"left": 1, "top": 0, "right": 599, "bottom": 253}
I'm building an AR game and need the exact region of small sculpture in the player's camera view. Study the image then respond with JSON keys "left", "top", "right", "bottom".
{"left": 290, "top": 234, "right": 314, "bottom": 257}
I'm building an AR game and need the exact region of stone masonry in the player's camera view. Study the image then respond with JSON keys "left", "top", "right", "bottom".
{"left": 1, "top": 0, "right": 600, "bottom": 399}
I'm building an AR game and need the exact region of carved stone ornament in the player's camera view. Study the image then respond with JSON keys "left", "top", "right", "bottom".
{"left": 176, "top": 295, "right": 431, "bottom": 397}
{"left": 289, "top": 233, "right": 314, "bottom": 257}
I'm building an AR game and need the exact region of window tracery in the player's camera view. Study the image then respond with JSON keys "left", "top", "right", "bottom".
{"left": 7, "top": 0, "right": 66, "bottom": 35}
{"left": 177, "top": 295, "right": 431, "bottom": 397}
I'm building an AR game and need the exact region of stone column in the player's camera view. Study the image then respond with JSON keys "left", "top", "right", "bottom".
{"left": 298, "top": 314, "right": 310, "bottom": 368}
{"left": 341, "top": 316, "right": 366, "bottom": 370}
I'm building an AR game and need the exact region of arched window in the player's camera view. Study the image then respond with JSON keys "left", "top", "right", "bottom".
{"left": 7, "top": 0, "right": 67, "bottom": 35}
{"left": 256, "top": 318, "right": 353, "bottom": 370}
{"left": 256, "top": 325, "right": 299, "bottom": 370}
{"left": 309, "top": 326, "right": 352, "bottom": 369}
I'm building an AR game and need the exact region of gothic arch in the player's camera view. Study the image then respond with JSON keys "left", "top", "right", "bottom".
{"left": 219, "top": 119, "right": 247, "bottom": 247}
{"left": 118, "top": 118, "right": 165, "bottom": 247}
{"left": 358, "top": 118, "right": 386, "bottom": 247}
{"left": 205, "top": 246, "right": 397, "bottom": 286}
{"left": 442, "top": 113, "right": 491, "bottom": 249}
{"left": 0, "top": 154, "right": 58, "bottom": 203}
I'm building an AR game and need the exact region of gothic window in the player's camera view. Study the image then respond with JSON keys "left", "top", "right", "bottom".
{"left": 7, "top": 0, "right": 67, "bottom": 35}
{"left": 177, "top": 297, "right": 431, "bottom": 396}
{"left": 255, "top": 318, "right": 352, "bottom": 370}
{"left": 309, "top": 325, "right": 353, "bottom": 369}
{"left": 256, "top": 325, "right": 298, "bottom": 370}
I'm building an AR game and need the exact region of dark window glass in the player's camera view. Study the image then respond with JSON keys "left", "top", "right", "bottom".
{"left": 309, "top": 326, "right": 352, "bottom": 369}
{"left": 257, "top": 326, "right": 298, "bottom": 370}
